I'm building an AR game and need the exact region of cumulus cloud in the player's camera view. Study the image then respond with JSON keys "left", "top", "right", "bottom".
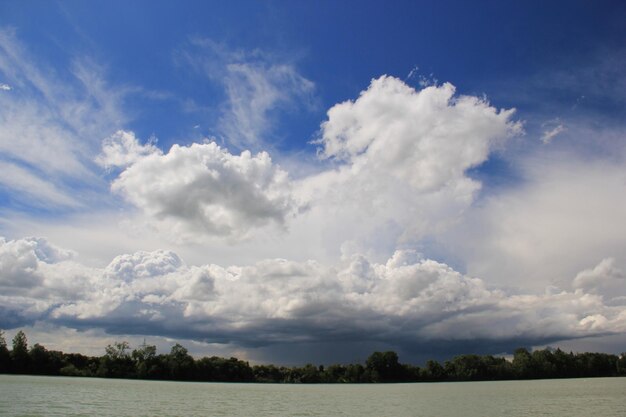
{"left": 573, "top": 258, "right": 624, "bottom": 294}
{"left": 0, "top": 237, "right": 46, "bottom": 291}
{"left": 90, "top": 76, "right": 521, "bottom": 261}
{"left": 282, "top": 76, "right": 522, "bottom": 258}
{"left": 103, "top": 133, "right": 296, "bottom": 240}
{"left": 96, "top": 130, "right": 161, "bottom": 169}
{"left": 317, "top": 76, "right": 520, "bottom": 190}
{"left": 0, "top": 236, "right": 93, "bottom": 326}
{"left": 2, "top": 235, "right": 625, "bottom": 362}
{"left": 0, "top": 82, "right": 10, "bottom": 91}
{"left": 94, "top": 76, "right": 521, "bottom": 256}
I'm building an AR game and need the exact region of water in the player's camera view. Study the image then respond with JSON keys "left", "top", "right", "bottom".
{"left": 1, "top": 375, "right": 625, "bottom": 416}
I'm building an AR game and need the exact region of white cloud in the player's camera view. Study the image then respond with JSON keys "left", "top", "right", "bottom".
{"left": 106, "top": 135, "right": 297, "bottom": 240}
{"left": 573, "top": 258, "right": 624, "bottom": 293}
{"left": 286, "top": 76, "right": 521, "bottom": 259}
{"left": 81, "top": 76, "right": 523, "bottom": 266}
{"left": 221, "top": 62, "right": 315, "bottom": 149}
{"left": 442, "top": 145, "right": 626, "bottom": 293}
{"left": 0, "top": 161, "right": 82, "bottom": 208}
{"left": 317, "top": 77, "right": 520, "bottom": 187}
{"left": 541, "top": 123, "right": 566, "bottom": 144}
{"left": 0, "top": 29, "right": 127, "bottom": 209}
{"left": 0, "top": 237, "right": 91, "bottom": 303}
{"left": 0, "top": 83, "right": 10, "bottom": 91}
{"left": 2, "top": 61, "right": 623, "bottom": 362}
{"left": 2, "top": 236, "right": 624, "bottom": 356}
{"left": 96, "top": 130, "right": 161, "bottom": 169}
{"left": 181, "top": 39, "right": 315, "bottom": 150}
{"left": 104, "top": 250, "right": 183, "bottom": 282}
{"left": 0, "top": 236, "right": 45, "bottom": 291}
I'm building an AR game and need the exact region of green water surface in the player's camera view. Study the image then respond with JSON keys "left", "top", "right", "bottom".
{"left": 1, "top": 374, "right": 625, "bottom": 416}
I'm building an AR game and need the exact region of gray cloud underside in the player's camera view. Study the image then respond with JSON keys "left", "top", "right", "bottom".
{"left": 1, "top": 236, "right": 624, "bottom": 360}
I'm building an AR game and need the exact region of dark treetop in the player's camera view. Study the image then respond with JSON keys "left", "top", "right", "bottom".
{"left": 1, "top": 330, "right": 625, "bottom": 383}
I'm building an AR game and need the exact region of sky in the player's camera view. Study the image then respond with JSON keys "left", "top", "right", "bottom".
{"left": 1, "top": 0, "right": 626, "bottom": 365}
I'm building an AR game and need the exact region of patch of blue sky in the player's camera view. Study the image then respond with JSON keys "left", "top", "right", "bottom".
{"left": 0, "top": 0, "right": 622, "bottom": 227}
{"left": 4, "top": 1, "right": 622, "bottom": 149}
{"left": 0, "top": 0, "right": 621, "bottom": 216}
{"left": 467, "top": 155, "right": 524, "bottom": 195}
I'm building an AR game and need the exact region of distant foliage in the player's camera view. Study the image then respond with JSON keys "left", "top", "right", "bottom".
{"left": 0, "top": 330, "right": 9, "bottom": 373}
{"left": 10, "top": 330, "right": 30, "bottom": 374}
{"left": 0, "top": 329, "right": 625, "bottom": 383}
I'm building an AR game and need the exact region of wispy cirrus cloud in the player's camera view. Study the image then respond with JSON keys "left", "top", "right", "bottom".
{"left": 178, "top": 39, "right": 316, "bottom": 151}
{"left": 0, "top": 161, "right": 81, "bottom": 208}
{"left": 541, "top": 121, "right": 566, "bottom": 144}
{"left": 0, "top": 28, "right": 128, "bottom": 210}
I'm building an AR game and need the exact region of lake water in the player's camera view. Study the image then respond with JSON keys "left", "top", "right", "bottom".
{"left": 1, "top": 375, "right": 625, "bottom": 416}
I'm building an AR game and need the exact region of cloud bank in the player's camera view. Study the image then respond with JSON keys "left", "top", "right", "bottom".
{"left": 1, "top": 236, "right": 624, "bottom": 362}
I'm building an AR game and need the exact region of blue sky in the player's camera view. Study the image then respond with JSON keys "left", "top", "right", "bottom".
{"left": 6, "top": 1, "right": 625, "bottom": 151}
{"left": 1, "top": 1, "right": 626, "bottom": 364}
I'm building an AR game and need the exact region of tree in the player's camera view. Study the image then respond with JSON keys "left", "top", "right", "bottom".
{"left": 443, "top": 354, "right": 511, "bottom": 381}
{"left": 576, "top": 352, "right": 618, "bottom": 377}
{"left": 0, "top": 330, "right": 10, "bottom": 373}
{"left": 422, "top": 359, "right": 445, "bottom": 381}
{"left": 445, "top": 354, "right": 485, "bottom": 381}
{"left": 532, "top": 349, "right": 556, "bottom": 378}
{"left": 12, "top": 330, "right": 28, "bottom": 355}
{"left": 344, "top": 363, "right": 367, "bottom": 383}
{"left": 11, "top": 330, "right": 30, "bottom": 373}
{"left": 550, "top": 348, "right": 576, "bottom": 378}
{"left": 29, "top": 344, "right": 49, "bottom": 374}
{"left": 99, "top": 341, "right": 134, "bottom": 378}
{"left": 132, "top": 343, "right": 156, "bottom": 363}
{"left": 105, "top": 341, "right": 130, "bottom": 359}
{"left": 365, "top": 351, "right": 404, "bottom": 382}
{"left": 167, "top": 343, "right": 194, "bottom": 380}
{"left": 324, "top": 364, "right": 348, "bottom": 383}
{"left": 132, "top": 342, "right": 158, "bottom": 378}
{"left": 252, "top": 364, "right": 284, "bottom": 383}
{"left": 617, "top": 353, "right": 626, "bottom": 376}
{"left": 512, "top": 347, "right": 534, "bottom": 378}
{"left": 300, "top": 364, "right": 322, "bottom": 383}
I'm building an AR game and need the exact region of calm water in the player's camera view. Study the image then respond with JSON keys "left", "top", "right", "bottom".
{"left": 1, "top": 375, "right": 625, "bottom": 416}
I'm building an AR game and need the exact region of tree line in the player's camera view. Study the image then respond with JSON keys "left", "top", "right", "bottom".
{"left": 1, "top": 330, "right": 625, "bottom": 383}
